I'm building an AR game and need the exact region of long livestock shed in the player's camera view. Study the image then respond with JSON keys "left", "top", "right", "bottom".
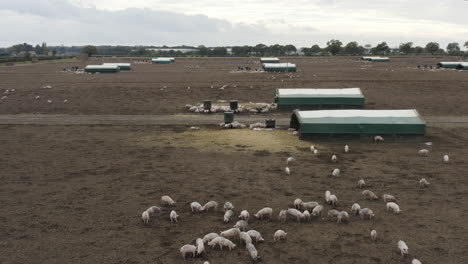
{"left": 260, "top": 57, "right": 280, "bottom": 63}
{"left": 263, "top": 63, "right": 296, "bottom": 72}
{"left": 275, "top": 88, "right": 365, "bottom": 110}
{"left": 84, "top": 65, "right": 120, "bottom": 73}
{"left": 362, "top": 56, "right": 390, "bottom": 62}
{"left": 152, "top": 58, "right": 172, "bottom": 64}
{"left": 456, "top": 62, "right": 468, "bottom": 70}
{"left": 102, "top": 63, "right": 132, "bottom": 70}
{"left": 290, "top": 109, "right": 426, "bottom": 140}
{"left": 437, "top": 62, "right": 462, "bottom": 69}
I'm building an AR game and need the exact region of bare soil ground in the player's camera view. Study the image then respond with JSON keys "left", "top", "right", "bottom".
{"left": 1, "top": 56, "right": 468, "bottom": 116}
{"left": 0, "top": 57, "right": 468, "bottom": 264}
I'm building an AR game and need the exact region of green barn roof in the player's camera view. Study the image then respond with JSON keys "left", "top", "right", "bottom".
{"left": 437, "top": 62, "right": 462, "bottom": 68}
{"left": 290, "top": 109, "right": 426, "bottom": 137}
{"left": 276, "top": 88, "right": 365, "bottom": 110}
{"left": 260, "top": 57, "right": 280, "bottom": 63}
{"left": 84, "top": 65, "right": 120, "bottom": 73}
{"left": 263, "top": 63, "right": 296, "bottom": 72}
{"left": 102, "top": 63, "right": 132, "bottom": 70}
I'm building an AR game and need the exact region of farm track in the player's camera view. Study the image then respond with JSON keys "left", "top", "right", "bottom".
{"left": 0, "top": 114, "right": 468, "bottom": 126}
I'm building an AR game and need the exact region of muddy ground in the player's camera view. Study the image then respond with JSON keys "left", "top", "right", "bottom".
{"left": 1, "top": 56, "right": 468, "bottom": 116}
{"left": 0, "top": 124, "right": 467, "bottom": 264}
{"left": 0, "top": 57, "right": 468, "bottom": 264}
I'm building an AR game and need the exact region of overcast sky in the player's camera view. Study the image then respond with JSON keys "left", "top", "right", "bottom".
{"left": 1, "top": 0, "right": 467, "bottom": 48}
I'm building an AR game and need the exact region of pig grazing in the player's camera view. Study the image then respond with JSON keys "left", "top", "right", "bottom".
{"left": 219, "top": 238, "right": 236, "bottom": 251}
{"left": 443, "top": 154, "right": 449, "bottom": 164}
{"left": 221, "top": 228, "right": 241, "bottom": 240}
{"left": 332, "top": 168, "right": 340, "bottom": 177}
{"left": 286, "top": 208, "right": 303, "bottom": 222}
{"left": 147, "top": 206, "right": 161, "bottom": 216}
{"left": 274, "top": 230, "right": 287, "bottom": 241}
{"left": 301, "top": 201, "right": 319, "bottom": 211}
{"left": 223, "top": 202, "right": 234, "bottom": 211}
{"left": 170, "top": 210, "right": 179, "bottom": 223}
{"left": 190, "top": 202, "right": 203, "bottom": 213}
{"left": 351, "top": 203, "right": 361, "bottom": 215}
{"left": 255, "top": 207, "right": 273, "bottom": 220}
{"left": 202, "top": 201, "right": 218, "bottom": 211}
{"left": 329, "top": 195, "right": 338, "bottom": 207}
{"left": 344, "top": 145, "right": 349, "bottom": 153}
{"left": 412, "top": 259, "right": 422, "bottom": 264}
{"left": 397, "top": 240, "right": 409, "bottom": 256}
{"left": 418, "top": 149, "right": 429, "bottom": 156}
{"left": 359, "top": 208, "right": 375, "bottom": 220}
{"left": 161, "top": 195, "right": 176, "bottom": 206}
{"left": 285, "top": 167, "right": 291, "bottom": 175}
{"left": 207, "top": 237, "right": 223, "bottom": 249}
{"left": 240, "top": 231, "right": 252, "bottom": 244}
{"left": 337, "top": 211, "right": 349, "bottom": 224}
{"left": 325, "top": 191, "right": 331, "bottom": 204}
{"left": 246, "top": 230, "right": 264, "bottom": 243}
{"left": 246, "top": 242, "right": 259, "bottom": 261}
{"left": 327, "top": 209, "right": 340, "bottom": 219}
{"left": 357, "top": 179, "right": 366, "bottom": 188}
{"left": 278, "top": 209, "right": 287, "bottom": 223}
{"left": 196, "top": 238, "right": 205, "bottom": 255}
{"left": 203, "top": 232, "right": 219, "bottom": 243}
{"left": 371, "top": 230, "right": 377, "bottom": 241}
{"left": 419, "top": 178, "right": 430, "bottom": 188}
{"left": 239, "top": 210, "right": 250, "bottom": 222}
{"left": 382, "top": 194, "right": 397, "bottom": 203}
{"left": 362, "top": 190, "right": 378, "bottom": 200}
{"left": 331, "top": 155, "right": 338, "bottom": 163}
{"left": 180, "top": 244, "right": 196, "bottom": 259}
{"left": 312, "top": 205, "right": 325, "bottom": 217}
{"left": 234, "top": 220, "right": 248, "bottom": 231}
{"left": 302, "top": 210, "right": 311, "bottom": 221}
{"left": 293, "top": 198, "right": 303, "bottom": 209}
{"left": 287, "top": 157, "right": 296, "bottom": 165}
{"left": 374, "top": 136, "right": 384, "bottom": 142}
{"left": 386, "top": 202, "right": 401, "bottom": 214}
{"left": 224, "top": 210, "right": 234, "bottom": 223}
{"left": 141, "top": 210, "right": 150, "bottom": 225}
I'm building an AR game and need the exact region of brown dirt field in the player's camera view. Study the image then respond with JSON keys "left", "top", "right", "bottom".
{"left": 1, "top": 57, "right": 468, "bottom": 264}
{"left": 1, "top": 56, "right": 468, "bottom": 116}
{"left": 1, "top": 124, "right": 467, "bottom": 264}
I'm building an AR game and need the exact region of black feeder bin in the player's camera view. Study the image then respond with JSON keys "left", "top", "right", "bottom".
{"left": 230, "top": 100, "right": 238, "bottom": 111}
{"left": 265, "top": 119, "right": 276, "bottom": 128}
{"left": 203, "top": 100, "right": 212, "bottom": 111}
{"left": 224, "top": 112, "right": 234, "bottom": 124}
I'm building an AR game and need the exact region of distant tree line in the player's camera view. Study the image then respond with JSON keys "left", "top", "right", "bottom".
{"left": 1, "top": 41, "right": 467, "bottom": 58}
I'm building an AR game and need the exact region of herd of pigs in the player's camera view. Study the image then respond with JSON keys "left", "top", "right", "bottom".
{"left": 141, "top": 142, "right": 449, "bottom": 264}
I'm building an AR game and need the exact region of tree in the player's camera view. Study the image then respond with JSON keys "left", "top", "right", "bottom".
{"left": 254, "top": 44, "right": 268, "bottom": 56}
{"left": 414, "top": 46, "right": 424, "bottom": 55}
{"left": 211, "top": 47, "right": 227, "bottom": 56}
{"left": 372, "top": 42, "right": 390, "bottom": 55}
{"left": 198, "top": 45, "right": 208, "bottom": 56}
{"left": 465, "top": 41, "right": 468, "bottom": 49}
{"left": 446, "top": 42, "right": 460, "bottom": 55}
{"left": 399, "top": 42, "right": 413, "bottom": 54}
{"left": 310, "top": 44, "right": 321, "bottom": 54}
{"left": 344, "top": 41, "right": 360, "bottom": 55}
{"left": 284, "top": 44, "right": 297, "bottom": 55}
{"left": 82, "top": 45, "right": 97, "bottom": 57}
{"left": 326, "top": 39, "right": 342, "bottom": 55}
{"left": 425, "top": 42, "right": 439, "bottom": 55}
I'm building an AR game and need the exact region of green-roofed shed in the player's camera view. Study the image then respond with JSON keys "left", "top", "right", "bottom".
{"left": 290, "top": 109, "right": 426, "bottom": 140}
{"left": 102, "top": 63, "right": 132, "bottom": 70}
{"left": 437, "top": 62, "right": 461, "bottom": 69}
{"left": 260, "top": 57, "right": 280, "bottom": 63}
{"left": 455, "top": 62, "right": 468, "bottom": 70}
{"left": 152, "top": 58, "right": 172, "bottom": 64}
{"left": 275, "top": 88, "right": 365, "bottom": 110}
{"left": 263, "top": 63, "right": 296, "bottom": 72}
{"left": 84, "top": 65, "right": 120, "bottom": 73}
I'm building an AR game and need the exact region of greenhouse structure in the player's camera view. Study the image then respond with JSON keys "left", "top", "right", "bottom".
{"left": 275, "top": 88, "right": 365, "bottom": 110}
{"left": 260, "top": 57, "right": 280, "bottom": 63}
{"left": 84, "top": 65, "right": 120, "bottom": 73}
{"left": 102, "top": 63, "right": 132, "bottom": 70}
{"left": 263, "top": 63, "right": 296, "bottom": 72}
{"left": 290, "top": 109, "right": 426, "bottom": 140}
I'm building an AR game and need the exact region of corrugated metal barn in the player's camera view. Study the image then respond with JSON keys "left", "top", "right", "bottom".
{"left": 275, "top": 88, "right": 365, "bottom": 110}
{"left": 84, "top": 65, "right": 120, "bottom": 73}
{"left": 290, "top": 109, "right": 426, "bottom": 140}
{"left": 456, "top": 62, "right": 468, "bottom": 70}
{"left": 263, "top": 63, "right": 296, "bottom": 72}
{"left": 362, "top": 56, "right": 390, "bottom": 62}
{"left": 260, "top": 57, "right": 280, "bottom": 63}
{"left": 102, "top": 63, "right": 132, "bottom": 70}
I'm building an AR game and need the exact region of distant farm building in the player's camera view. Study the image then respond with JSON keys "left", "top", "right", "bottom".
{"left": 260, "top": 57, "right": 280, "bottom": 63}
{"left": 275, "top": 88, "right": 365, "bottom": 110}
{"left": 456, "top": 62, "right": 468, "bottom": 70}
{"left": 102, "top": 63, "right": 132, "bottom": 70}
{"left": 362, "top": 56, "right": 390, "bottom": 62}
{"left": 84, "top": 65, "right": 120, "bottom": 73}
{"left": 152, "top": 58, "right": 173, "bottom": 64}
{"left": 437, "top": 62, "right": 462, "bottom": 69}
{"left": 263, "top": 63, "right": 296, "bottom": 72}
{"left": 290, "top": 109, "right": 426, "bottom": 140}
